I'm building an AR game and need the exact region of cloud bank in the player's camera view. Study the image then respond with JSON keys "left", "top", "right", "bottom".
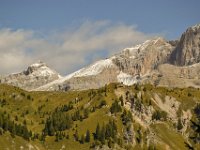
{"left": 0, "top": 20, "right": 156, "bottom": 75}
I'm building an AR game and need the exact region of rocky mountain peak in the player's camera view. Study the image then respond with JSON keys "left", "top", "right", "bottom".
{"left": 29, "top": 61, "right": 46, "bottom": 68}
{"left": 24, "top": 61, "right": 47, "bottom": 75}
{"left": 0, "top": 61, "right": 61, "bottom": 91}
{"left": 170, "top": 23, "right": 200, "bottom": 65}
{"left": 112, "top": 37, "right": 173, "bottom": 76}
{"left": 23, "top": 61, "right": 59, "bottom": 78}
{"left": 190, "top": 23, "right": 200, "bottom": 31}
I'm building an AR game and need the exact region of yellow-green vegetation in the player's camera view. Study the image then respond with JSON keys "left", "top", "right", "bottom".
{"left": 0, "top": 83, "right": 126, "bottom": 149}
{"left": 151, "top": 123, "right": 187, "bottom": 150}
{"left": 0, "top": 83, "right": 200, "bottom": 149}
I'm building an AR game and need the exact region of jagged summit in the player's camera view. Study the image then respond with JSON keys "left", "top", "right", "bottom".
{"left": 121, "top": 37, "right": 169, "bottom": 59}
{"left": 190, "top": 23, "right": 200, "bottom": 30}
{"left": 24, "top": 61, "right": 61, "bottom": 78}
{"left": 29, "top": 61, "right": 46, "bottom": 68}
{"left": 170, "top": 23, "right": 200, "bottom": 65}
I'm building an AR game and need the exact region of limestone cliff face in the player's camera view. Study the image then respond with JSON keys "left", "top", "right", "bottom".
{"left": 170, "top": 24, "right": 200, "bottom": 65}
{"left": 37, "top": 38, "right": 174, "bottom": 91}
{"left": 147, "top": 63, "right": 200, "bottom": 88}
{"left": 0, "top": 61, "right": 61, "bottom": 91}
{"left": 2, "top": 24, "right": 200, "bottom": 91}
{"left": 112, "top": 37, "right": 173, "bottom": 76}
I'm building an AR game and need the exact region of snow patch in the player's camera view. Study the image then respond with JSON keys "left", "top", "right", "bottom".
{"left": 29, "top": 65, "right": 59, "bottom": 77}
{"left": 36, "top": 59, "right": 114, "bottom": 90}
{"left": 26, "top": 61, "right": 62, "bottom": 78}
{"left": 121, "top": 37, "right": 164, "bottom": 59}
{"left": 191, "top": 24, "right": 200, "bottom": 30}
{"left": 74, "top": 59, "right": 114, "bottom": 77}
{"left": 124, "top": 44, "right": 141, "bottom": 52}
{"left": 36, "top": 68, "right": 84, "bottom": 90}
{"left": 117, "top": 71, "right": 138, "bottom": 86}
{"left": 153, "top": 37, "right": 162, "bottom": 44}
{"left": 30, "top": 63, "right": 42, "bottom": 68}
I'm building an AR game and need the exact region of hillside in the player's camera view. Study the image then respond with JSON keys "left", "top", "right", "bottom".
{"left": 0, "top": 83, "right": 200, "bottom": 149}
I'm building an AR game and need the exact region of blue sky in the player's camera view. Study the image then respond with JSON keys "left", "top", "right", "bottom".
{"left": 0, "top": 0, "right": 199, "bottom": 75}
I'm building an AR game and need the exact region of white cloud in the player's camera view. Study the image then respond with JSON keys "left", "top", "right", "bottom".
{"left": 0, "top": 20, "right": 157, "bottom": 75}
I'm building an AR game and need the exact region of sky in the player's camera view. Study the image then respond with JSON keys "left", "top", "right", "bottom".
{"left": 0, "top": 0, "right": 199, "bottom": 75}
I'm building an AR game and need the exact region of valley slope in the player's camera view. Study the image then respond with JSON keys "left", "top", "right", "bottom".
{"left": 0, "top": 83, "right": 199, "bottom": 149}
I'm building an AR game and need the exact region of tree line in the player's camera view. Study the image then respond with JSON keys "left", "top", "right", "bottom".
{"left": 0, "top": 111, "right": 31, "bottom": 140}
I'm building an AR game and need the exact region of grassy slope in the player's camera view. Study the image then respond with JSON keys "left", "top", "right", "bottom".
{"left": 0, "top": 84, "right": 120, "bottom": 150}
{"left": 151, "top": 123, "right": 187, "bottom": 150}
{"left": 0, "top": 132, "right": 45, "bottom": 150}
{"left": 0, "top": 83, "right": 200, "bottom": 149}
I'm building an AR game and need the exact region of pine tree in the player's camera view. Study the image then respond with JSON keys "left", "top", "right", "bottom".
{"left": 0, "top": 115, "right": 3, "bottom": 127}
{"left": 23, "top": 126, "right": 30, "bottom": 140}
{"left": 55, "top": 132, "right": 59, "bottom": 142}
{"left": 49, "top": 121, "right": 55, "bottom": 136}
{"left": 110, "top": 100, "right": 122, "bottom": 114}
{"left": 119, "top": 96, "right": 124, "bottom": 106}
{"left": 100, "top": 124, "right": 105, "bottom": 144}
{"left": 85, "top": 129, "right": 90, "bottom": 142}
{"left": 11, "top": 123, "right": 16, "bottom": 138}
{"left": 105, "top": 123, "right": 111, "bottom": 139}
{"left": 95, "top": 123, "right": 100, "bottom": 140}
{"left": 80, "top": 134, "right": 85, "bottom": 144}
{"left": 177, "top": 118, "right": 183, "bottom": 130}
{"left": 84, "top": 109, "right": 89, "bottom": 119}
{"left": 74, "top": 130, "right": 79, "bottom": 141}
{"left": 3, "top": 119, "right": 8, "bottom": 131}
{"left": 108, "top": 138, "right": 113, "bottom": 148}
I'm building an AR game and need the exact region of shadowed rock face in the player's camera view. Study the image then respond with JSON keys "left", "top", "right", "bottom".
{"left": 170, "top": 24, "right": 200, "bottom": 66}
{"left": 0, "top": 61, "right": 61, "bottom": 91}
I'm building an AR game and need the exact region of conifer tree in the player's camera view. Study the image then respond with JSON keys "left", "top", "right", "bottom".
{"left": 85, "top": 129, "right": 90, "bottom": 142}
{"left": 80, "top": 134, "right": 85, "bottom": 144}
{"left": 177, "top": 118, "right": 183, "bottom": 130}
{"left": 95, "top": 123, "right": 100, "bottom": 140}
{"left": 100, "top": 124, "right": 105, "bottom": 144}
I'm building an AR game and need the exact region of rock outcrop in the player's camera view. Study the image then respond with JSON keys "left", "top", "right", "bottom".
{"left": 112, "top": 37, "right": 173, "bottom": 76}
{"left": 170, "top": 24, "right": 200, "bottom": 65}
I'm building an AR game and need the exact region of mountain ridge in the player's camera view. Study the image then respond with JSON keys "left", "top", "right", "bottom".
{"left": 1, "top": 23, "right": 200, "bottom": 91}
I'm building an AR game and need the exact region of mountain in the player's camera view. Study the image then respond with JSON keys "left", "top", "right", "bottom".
{"left": 1, "top": 24, "right": 200, "bottom": 91}
{"left": 0, "top": 61, "right": 61, "bottom": 90}
{"left": 37, "top": 23, "right": 200, "bottom": 91}
{"left": 1, "top": 24, "right": 200, "bottom": 150}
{"left": 37, "top": 37, "right": 173, "bottom": 91}
{"left": 170, "top": 24, "right": 200, "bottom": 65}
